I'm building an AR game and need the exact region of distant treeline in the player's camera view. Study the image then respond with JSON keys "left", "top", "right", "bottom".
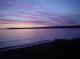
{"left": 7, "top": 25, "right": 80, "bottom": 29}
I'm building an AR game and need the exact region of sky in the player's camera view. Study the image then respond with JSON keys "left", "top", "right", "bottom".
{"left": 0, "top": 0, "right": 80, "bottom": 28}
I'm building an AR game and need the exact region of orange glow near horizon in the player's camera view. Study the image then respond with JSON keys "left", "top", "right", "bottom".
{"left": 0, "top": 23, "right": 48, "bottom": 28}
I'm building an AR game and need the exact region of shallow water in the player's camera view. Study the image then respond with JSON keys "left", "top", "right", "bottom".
{"left": 0, "top": 28, "right": 80, "bottom": 48}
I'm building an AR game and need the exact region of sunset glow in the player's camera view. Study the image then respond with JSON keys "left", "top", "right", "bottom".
{"left": 0, "top": 0, "right": 80, "bottom": 28}
{"left": 0, "top": 23, "right": 48, "bottom": 28}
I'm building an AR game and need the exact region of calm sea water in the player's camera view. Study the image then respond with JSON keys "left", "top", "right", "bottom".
{"left": 0, "top": 28, "right": 80, "bottom": 48}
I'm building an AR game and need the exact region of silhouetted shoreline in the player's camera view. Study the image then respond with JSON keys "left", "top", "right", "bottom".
{"left": 6, "top": 25, "right": 80, "bottom": 29}
{"left": 0, "top": 26, "right": 80, "bottom": 30}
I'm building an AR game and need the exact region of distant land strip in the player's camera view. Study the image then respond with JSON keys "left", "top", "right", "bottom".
{"left": 7, "top": 26, "right": 80, "bottom": 29}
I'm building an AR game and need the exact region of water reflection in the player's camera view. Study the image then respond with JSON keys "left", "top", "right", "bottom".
{"left": 0, "top": 28, "right": 80, "bottom": 48}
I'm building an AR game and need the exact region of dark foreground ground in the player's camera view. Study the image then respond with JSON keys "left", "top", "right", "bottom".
{"left": 0, "top": 38, "right": 80, "bottom": 59}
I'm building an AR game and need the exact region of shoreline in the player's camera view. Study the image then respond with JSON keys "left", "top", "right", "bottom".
{"left": 0, "top": 38, "right": 80, "bottom": 59}
{"left": 7, "top": 26, "right": 80, "bottom": 29}
{"left": 0, "top": 26, "right": 80, "bottom": 30}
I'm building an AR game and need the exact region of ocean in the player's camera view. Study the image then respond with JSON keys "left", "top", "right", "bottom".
{"left": 0, "top": 28, "right": 80, "bottom": 48}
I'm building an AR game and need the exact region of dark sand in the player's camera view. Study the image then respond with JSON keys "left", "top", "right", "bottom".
{"left": 0, "top": 38, "right": 80, "bottom": 59}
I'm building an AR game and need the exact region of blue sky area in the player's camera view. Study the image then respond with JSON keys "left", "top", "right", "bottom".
{"left": 0, "top": 0, "right": 80, "bottom": 26}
